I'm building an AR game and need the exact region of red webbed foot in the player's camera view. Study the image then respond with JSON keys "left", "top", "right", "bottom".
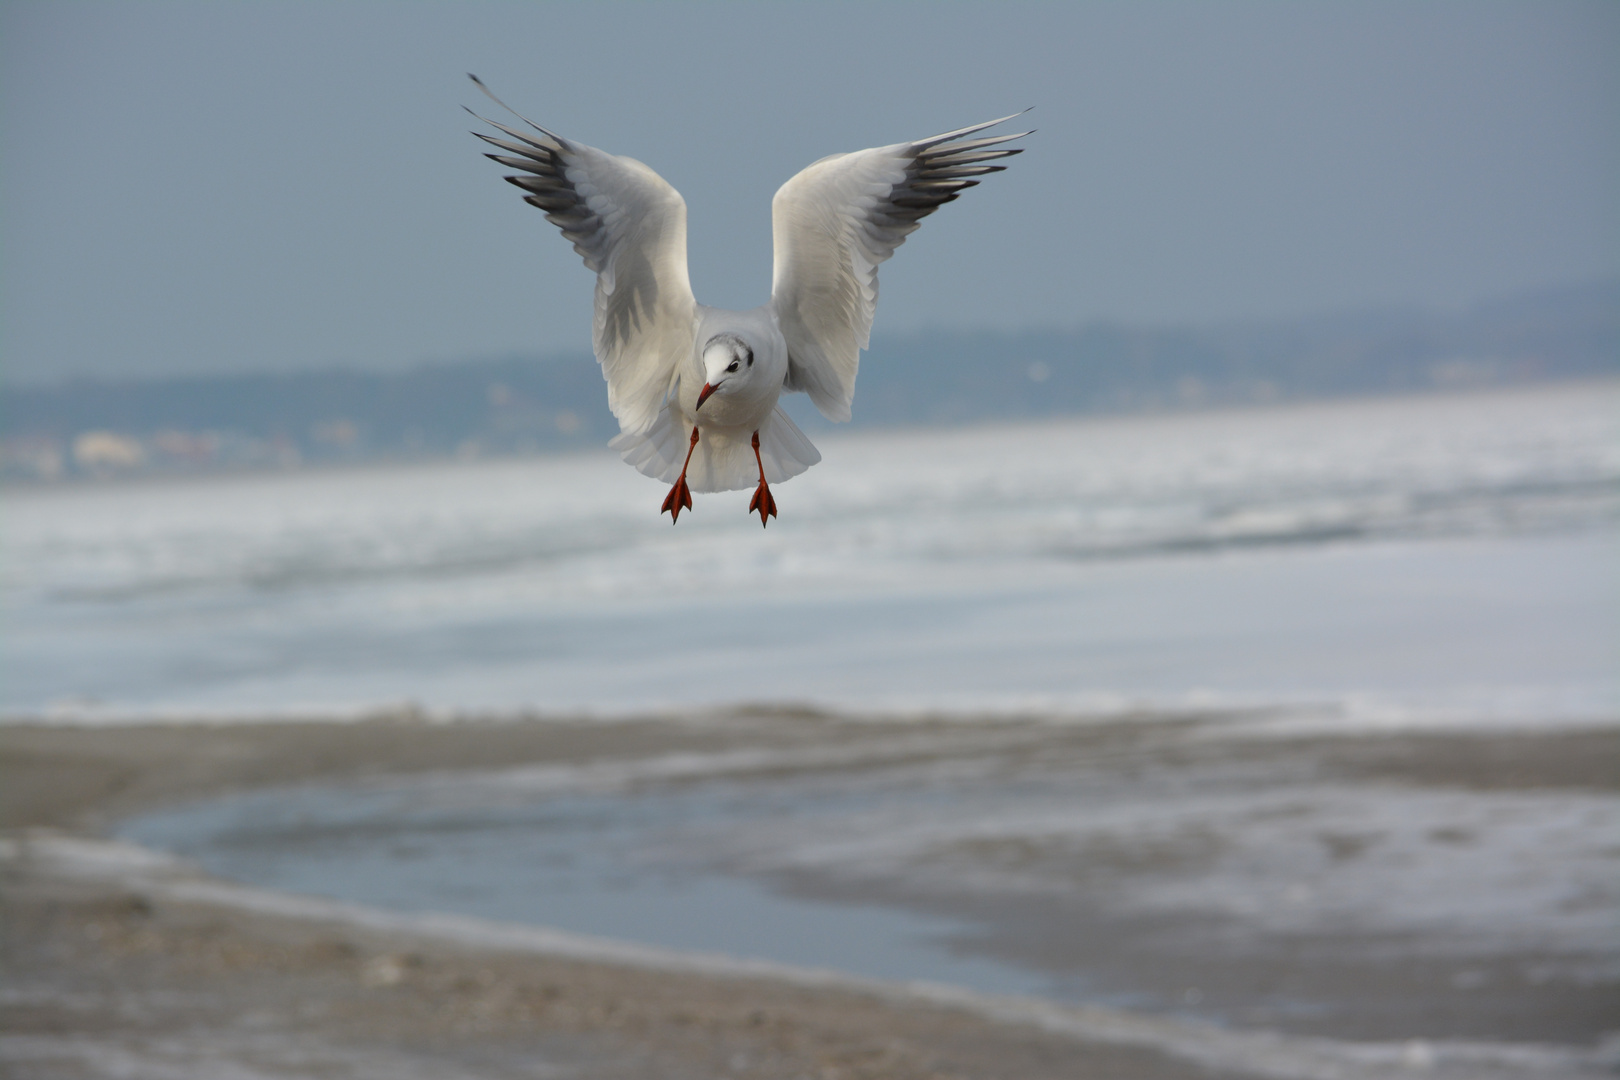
{"left": 661, "top": 476, "right": 693, "bottom": 522}
{"left": 748, "top": 482, "right": 777, "bottom": 527}
{"left": 662, "top": 425, "right": 701, "bottom": 523}
{"left": 747, "top": 429, "right": 777, "bottom": 528}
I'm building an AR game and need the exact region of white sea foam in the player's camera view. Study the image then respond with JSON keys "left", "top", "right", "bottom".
{"left": 4, "top": 383, "right": 1616, "bottom": 726}
{"left": 707, "top": 780, "right": 1620, "bottom": 957}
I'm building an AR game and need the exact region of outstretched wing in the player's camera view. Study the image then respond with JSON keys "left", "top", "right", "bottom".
{"left": 470, "top": 77, "right": 696, "bottom": 435}
{"left": 769, "top": 115, "right": 1029, "bottom": 422}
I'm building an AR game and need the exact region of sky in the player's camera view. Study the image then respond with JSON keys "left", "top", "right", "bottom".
{"left": 2, "top": 1, "right": 1616, "bottom": 384}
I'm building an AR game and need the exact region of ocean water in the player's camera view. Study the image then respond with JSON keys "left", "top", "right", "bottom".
{"left": 5, "top": 382, "right": 1617, "bottom": 724}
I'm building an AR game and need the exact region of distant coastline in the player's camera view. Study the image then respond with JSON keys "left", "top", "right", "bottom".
{"left": 5, "top": 279, "right": 1614, "bottom": 483}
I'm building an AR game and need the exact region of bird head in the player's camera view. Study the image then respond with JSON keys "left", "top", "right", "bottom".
{"left": 695, "top": 334, "right": 755, "bottom": 411}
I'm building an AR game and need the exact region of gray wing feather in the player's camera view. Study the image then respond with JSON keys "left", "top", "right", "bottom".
{"left": 769, "top": 114, "right": 1030, "bottom": 421}
{"left": 469, "top": 77, "right": 696, "bottom": 435}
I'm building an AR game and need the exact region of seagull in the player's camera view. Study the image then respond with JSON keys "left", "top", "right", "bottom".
{"left": 469, "top": 75, "right": 1029, "bottom": 526}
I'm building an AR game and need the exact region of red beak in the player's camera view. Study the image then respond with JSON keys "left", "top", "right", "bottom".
{"left": 695, "top": 382, "right": 717, "bottom": 410}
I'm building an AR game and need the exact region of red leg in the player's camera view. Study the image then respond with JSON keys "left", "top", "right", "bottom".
{"left": 661, "top": 425, "right": 699, "bottom": 522}
{"left": 747, "top": 430, "right": 777, "bottom": 527}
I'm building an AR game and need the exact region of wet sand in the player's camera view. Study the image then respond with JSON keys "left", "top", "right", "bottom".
{"left": 3, "top": 712, "right": 1617, "bottom": 1079}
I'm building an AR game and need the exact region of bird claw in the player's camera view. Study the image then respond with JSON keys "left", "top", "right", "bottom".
{"left": 748, "top": 481, "right": 777, "bottom": 527}
{"left": 661, "top": 476, "right": 693, "bottom": 522}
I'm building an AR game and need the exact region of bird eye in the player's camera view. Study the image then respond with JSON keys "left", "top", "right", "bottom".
{"left": 727, "top": 361, "right": 740, "bottom": 372}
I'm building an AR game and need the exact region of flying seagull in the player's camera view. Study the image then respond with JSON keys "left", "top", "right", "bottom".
{"left": 469, "top": 75, "right": 1030, "bottom": 526}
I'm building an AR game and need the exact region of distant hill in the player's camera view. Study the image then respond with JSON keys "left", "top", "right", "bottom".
{"left": 4, "top": 279, "right": 1614, "bottom": 480}
{"left": 848, "top": 278, "right": 1617, "bottom": 425}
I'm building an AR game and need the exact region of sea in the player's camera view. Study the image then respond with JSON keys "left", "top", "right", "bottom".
{"left": 4, "top": 381, "right": 1616, "bottom": 725}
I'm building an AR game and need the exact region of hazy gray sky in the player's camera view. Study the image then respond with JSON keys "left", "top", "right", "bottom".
{"left": 3, "top": 1, "right": 1616, "bottom": 383}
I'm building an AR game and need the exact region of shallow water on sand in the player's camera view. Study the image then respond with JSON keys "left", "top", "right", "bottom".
{"left": 121, "top": 776, "right": 1060, "bottom": 1000}
{"left": 119, "top": 721, "right": 1620, "bottom": 1043}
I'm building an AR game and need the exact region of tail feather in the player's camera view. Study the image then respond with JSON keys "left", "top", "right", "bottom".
{"left": 755, "top": 405, "right": 821, "bottom": 484}
{"left": 609, "top": 406, "right": 821, "bottom": 492}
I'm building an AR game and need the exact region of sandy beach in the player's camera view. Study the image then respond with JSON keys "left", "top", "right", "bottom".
{"left": 3, "top": 711, "right": 1616, "bottom": 1080}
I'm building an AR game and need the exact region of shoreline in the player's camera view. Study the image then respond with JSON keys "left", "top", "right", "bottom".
{"left": 10, "top": 377, "right": 1614, "bottom": 493}
{"left": 3, "top": 711, "right": 1617, "bottom": 1079}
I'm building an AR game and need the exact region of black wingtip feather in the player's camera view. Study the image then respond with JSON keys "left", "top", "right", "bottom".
{"left": 465, "top": 74, "right": 564, "bottom": 144}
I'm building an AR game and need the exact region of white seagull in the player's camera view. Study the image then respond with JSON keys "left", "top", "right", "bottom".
{"left": 470, "top": 75, "right": 1030, "bottom": 526}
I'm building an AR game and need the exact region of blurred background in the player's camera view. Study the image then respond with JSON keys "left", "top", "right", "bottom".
{"left": 2, "top": 1, "right": 1617, "bottom": 1065}
{"left": 2, "top": 0, "right": 1614, "bottom": 718}
{"left": 4, "top": 1, "right": 1616, "bottom": 383}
